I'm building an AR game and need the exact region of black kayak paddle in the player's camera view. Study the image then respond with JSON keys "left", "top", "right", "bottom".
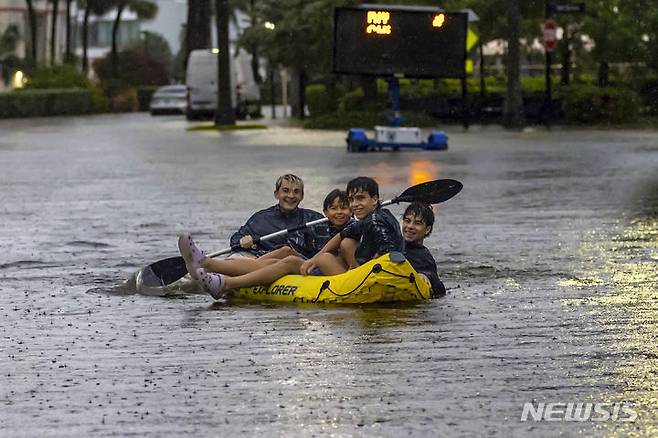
{"left": 136, "top": 178, "right": 462, "bottom": 288}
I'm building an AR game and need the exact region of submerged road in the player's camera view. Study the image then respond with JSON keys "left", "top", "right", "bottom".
{"left": 1, "top": 114, "right": 656, "bottom": 437}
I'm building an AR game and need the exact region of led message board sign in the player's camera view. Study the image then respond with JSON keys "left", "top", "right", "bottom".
{"left": 334, "top": 5, "right": 467, "bottom": 78}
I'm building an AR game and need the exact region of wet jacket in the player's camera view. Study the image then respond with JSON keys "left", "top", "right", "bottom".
{"left": 404, "top": 241, "right": 446, "bottom": 298}
{"left": 309, "top": 218, "right": 355, "bottom": 255}
{"left": 230, "top": 205, "right": 324, "bottom": 258}
{"left": 340, "top": 206, "right": 404, "bottom": 265}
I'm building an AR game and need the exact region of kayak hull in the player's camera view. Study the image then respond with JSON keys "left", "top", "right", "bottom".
{"left": 229, "top": 252, "right": 431, "bottom": 304}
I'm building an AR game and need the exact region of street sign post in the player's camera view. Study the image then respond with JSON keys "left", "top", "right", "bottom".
{"left": 543, "top": 18, "right": 557, "bottom": 52}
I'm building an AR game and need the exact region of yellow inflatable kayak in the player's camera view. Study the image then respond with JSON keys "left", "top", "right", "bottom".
{"left": 229, "top": 252, "right": 431, "bottom": 304}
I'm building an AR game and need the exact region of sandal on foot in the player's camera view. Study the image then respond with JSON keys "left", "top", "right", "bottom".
{"left": 197, "top": 268, "right": 227, "bottom": 300}
{"left": 178, "top": 233, "right": 205, "bottom": 280}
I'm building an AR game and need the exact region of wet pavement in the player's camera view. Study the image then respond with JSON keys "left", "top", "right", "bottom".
{"left": 1, "top": 113, "right": 656, "bottom": 437}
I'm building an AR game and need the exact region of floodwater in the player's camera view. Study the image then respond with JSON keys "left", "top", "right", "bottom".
{"left": 1, "top": 114, "right": 656, "bottom": 437}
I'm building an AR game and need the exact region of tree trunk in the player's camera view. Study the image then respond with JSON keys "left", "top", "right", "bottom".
{"left": 248, "top": 0, "right": 261, "bottom": 84}
{"left": 251, "top": 44, "right": 262, "bottom": 84}
{"left": 289, "top": 68, "right": 302, "bottom": 118}
{"left": 185, "top": 0, "right": 211, "bottom": 73}
{"left": 502, "top": 0, "right": 524, "bottom": 129}
{"left": 111, "top": 3, "right": 125, "bottom": 79}
{"left": 479, "top": 38, "right": 486, "bottom": 98}
{"left": 65, "top": 0, "right": 72, "bottom": 63}
{"left": 214, "top": 0, "right": 235, "bottom": 125}
{"left": 82, "top": 5, "right": 90, "bottom": 72}
{"left": 560, "top": 32, "right": 572, "bottom": 85}
{"left": 597, "top": 61, "right": 609, "bottom": 87}
{"left": 26, "top": 0, "right": 37, "bottom": 66}
{"left": 50, "top": 0, "right": 59, "bottom": 65}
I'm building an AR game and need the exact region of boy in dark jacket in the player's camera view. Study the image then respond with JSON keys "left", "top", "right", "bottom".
{"left": 401, "top": 202, "right": 446, "bottom": 298}
{"left": 230, "top": 173, "right": 324, "bottom": 258}
{"left": 301, "top": 176, "right": 404, "bottom": 276}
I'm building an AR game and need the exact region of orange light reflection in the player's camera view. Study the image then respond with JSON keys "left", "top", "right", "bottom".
{"left": 408, "top": 159, "right": 440, "bottom": 186}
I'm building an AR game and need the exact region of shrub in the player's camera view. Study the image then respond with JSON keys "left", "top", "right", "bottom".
{"left": 639, "top": 78, "right": 658, "bottom": 115}
{"left": 24, "top": 64, "right": 91, "bottom": 89}
{"left": 110, "top": 88, "right": 138, "bottom": 113}
{"left": 137, "top": 86, "right": 159, "bottom": 112}
{"left": 306, "top": 83, "right": 345, "bottom": 116}
{"left": 338, "top": 88, "right": 365, "bottom": 112}
{"left": 99, "top": 79, "right": 138, "bottom": 112}
{"left": 304, "top": 110, "right": 388, "bottom": 130}
{"left": 0, "top": 88, "right": 98, "bottom": 118}
{"left": 558, "top": 84, "right": 640, "bottom": 124}
{"left": 93, "top": 46, "right": 170, "bottom": 87}
{"left": 303, "top": 110, "right": 439, "bottom": 130}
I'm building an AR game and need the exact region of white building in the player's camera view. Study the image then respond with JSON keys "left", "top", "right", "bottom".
{"left": 0, "top": 0, "right": 66, "bottom": 64}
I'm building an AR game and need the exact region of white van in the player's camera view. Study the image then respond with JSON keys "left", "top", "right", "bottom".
{"left": 185, "top": 48, "right": 261, "bottom": 120}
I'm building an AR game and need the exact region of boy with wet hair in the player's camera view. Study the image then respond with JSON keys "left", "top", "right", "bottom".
{"left": 301, "top": 176, "right": 404, "bottom": 276}
{"left": 229, "top": 173, "right": 324, "bottom": 259}
{"left": 401, "top": 202, "right": 446, "bottom": 298}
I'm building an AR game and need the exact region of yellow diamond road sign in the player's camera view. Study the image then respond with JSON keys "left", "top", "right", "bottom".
{"left": 467, "top": 28, "right": 478, "bottom": 51}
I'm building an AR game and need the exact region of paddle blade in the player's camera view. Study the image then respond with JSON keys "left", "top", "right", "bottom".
{"left": 395, "top": 179, "right": 463, "bottom": 204}
{"left": 140, "top": 256, "right": 188, "bottom": 287}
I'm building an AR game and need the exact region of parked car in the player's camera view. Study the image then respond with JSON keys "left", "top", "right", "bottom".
{"left": 149, "top": 84, "right": 188, "bottom": 115}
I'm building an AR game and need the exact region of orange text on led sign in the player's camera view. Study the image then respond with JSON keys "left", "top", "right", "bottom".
{"left": 366, "top": 10, "right": 391, "bottom": 35}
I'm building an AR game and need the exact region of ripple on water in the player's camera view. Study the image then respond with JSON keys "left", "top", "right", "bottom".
{"left": 65, "top": 240, "right": 114, "bottom": 248}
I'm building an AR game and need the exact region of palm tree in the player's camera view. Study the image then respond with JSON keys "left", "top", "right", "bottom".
{"left": 215, "top": 0, "right": 235, "bottom": 125}
{"left": 25, "top": 0, "right": 37, "bottom": 65}
{"left": 65, "top": 0, "right": 73, "bottom": 63}
{"left": 110, "top": 0, "right": 158, "bottom": 78}
{"left": 50, "top": 0, "right": 60, "bottom": 65}
{"left": 80, "top": 0, "right": 113, "bottom": 73}
{"left": 185, "top": 0, "right": 211, "bottom": 72}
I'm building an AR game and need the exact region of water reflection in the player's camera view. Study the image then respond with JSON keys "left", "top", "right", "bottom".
{"left": 407, "top": 159, "right": 440, "bottom": 186}
{"left": 559, "top": 217, "right": 657, "bottom": 436}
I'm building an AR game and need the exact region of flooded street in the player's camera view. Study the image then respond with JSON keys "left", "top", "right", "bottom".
{"left": 1, "top": 114, "right": 656, "bottom": 436}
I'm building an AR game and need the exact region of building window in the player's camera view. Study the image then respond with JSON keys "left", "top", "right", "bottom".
{"left": 88, "top": 20, "right": 140, "bottom": 48}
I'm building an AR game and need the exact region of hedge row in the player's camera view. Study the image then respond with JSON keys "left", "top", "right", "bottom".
{"left": 306, "top": 81, "right": 642, "bottom": 126}
{"left": 0, "top": 88, "right": 106, "bottom": 118}
{"left": 0, "top": 85, "right": 161, "bottom": 118}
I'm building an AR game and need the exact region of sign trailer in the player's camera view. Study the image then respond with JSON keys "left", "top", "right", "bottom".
{"left": 333, "top": 5, "right": 467, "bottom": 152}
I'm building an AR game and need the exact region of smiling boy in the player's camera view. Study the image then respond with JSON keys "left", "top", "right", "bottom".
{"left": 301, "top": 176, "right": 404, "bottom": 276}
{"left": 229, "top": 174, "right": 324, "bottom": 258}
{"left": 401, "top": 202, "right": 446, "bottom": 298}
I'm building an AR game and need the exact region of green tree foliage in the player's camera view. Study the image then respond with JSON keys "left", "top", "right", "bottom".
{"left": 93, "top": 45, "right": 170, "bottom": 86}
{"left": 110, "top": 0, "right": 158, "bottom": 78}
{"left": 138, "top": 31, "right": 173, "bottom": 74}
{"left": 23, "top": 64, "right": 92, "bottom": 89}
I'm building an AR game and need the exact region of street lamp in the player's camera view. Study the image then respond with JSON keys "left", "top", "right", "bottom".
{"left": 264, "top": 21, "right": 276, "bottom": 118}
